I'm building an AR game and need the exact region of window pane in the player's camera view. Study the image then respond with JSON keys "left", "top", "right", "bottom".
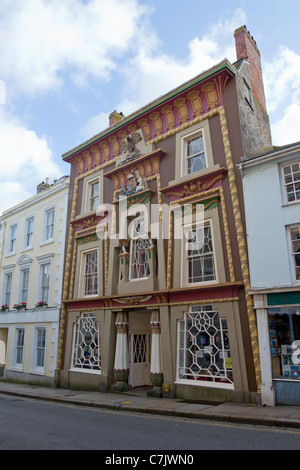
{"left": 84, "top": 252, "right": 98, "bottom": 295}
{"left": 186, "top": 135, "right": 206, "bottom": 174}
{"left": 73, "top": 314, "right": 101, "bottom": 371}
{"left": 45, "top": 209, "right": 54, "bottom": 239}
{"left": 283, "top": 162, "right": 300, "bottom": 203}
{"left": 41, "top": 264, "right": 50, "bottom": 303}
{"left": 186, "top": 225, "right": 216, "bottom": 283}
{"left": 178, "top": 307, "right": 233, "bottom": 384}
{"left": 90, "top": 181, "right": 100, "bottom": 211}
{"left": 36, "top": 328, "right": 46, "bottom": 368}
{"left": 21, "top": 269, "right": 29, "bottom": 303}
{"left": 16, "top": 329, "right": 24, "bottom": 365}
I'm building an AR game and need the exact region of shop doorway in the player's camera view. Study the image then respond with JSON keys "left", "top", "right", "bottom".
{"left": 129, "top": 333, "right": 150, "bottom": 387}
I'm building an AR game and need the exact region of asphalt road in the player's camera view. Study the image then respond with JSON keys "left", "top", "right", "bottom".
{"left": 0, "top": 393, "right": 300, "bottom": 451}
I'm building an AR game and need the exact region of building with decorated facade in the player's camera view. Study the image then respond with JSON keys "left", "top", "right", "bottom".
{"left": 55, "top": 26, "right": 272, "bottom": 404}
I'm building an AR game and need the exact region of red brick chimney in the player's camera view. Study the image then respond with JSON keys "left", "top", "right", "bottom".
{"left": 234, "top": 26, "right": 267, "bottom": 112}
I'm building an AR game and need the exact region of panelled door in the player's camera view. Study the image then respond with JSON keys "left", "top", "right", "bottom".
{"left": 130, "top": 333, "right": 150, "bottom": 387}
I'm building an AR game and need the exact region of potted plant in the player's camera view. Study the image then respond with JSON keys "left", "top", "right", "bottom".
{"left": 13, "top": 304, "right": 22, "bottom": 311}
{"left": 1, "top": 304, "right": 9, "bottom": 312}
{"left": 13, "top": 303, "right": 27, "bottom": 311}
{"left": 36, "top": 301, "right": 47, "bottom": 308}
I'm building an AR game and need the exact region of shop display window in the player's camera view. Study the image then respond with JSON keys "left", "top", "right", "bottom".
{"left": 268, "top": 307, "right": 300, "bottom": 379}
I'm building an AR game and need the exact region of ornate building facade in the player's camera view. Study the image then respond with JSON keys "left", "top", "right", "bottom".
{"left": 56, "top": 26, "right": 272, "bottom": 403}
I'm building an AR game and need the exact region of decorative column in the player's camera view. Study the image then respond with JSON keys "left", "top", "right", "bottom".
{"left": 112, "top": 312, "right": 130, "bottom": 391}
{"left": 148, "top": 310, "right": 164, "bottom": 397}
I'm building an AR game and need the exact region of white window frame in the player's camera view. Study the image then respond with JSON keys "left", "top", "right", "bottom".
{"left": 42, "top": 207, "right": 55, "bottom": 243}
{"left": 7, "top": 224, "right": 17, "bottom": 255}
{"left": 176, "top": 306, "right": 234, "bottom": 390}
{"left": 24, "top": 216, "right": 34, "bottom": 249}
{"left": 82, "top": 249, "right": 98, "bottom": 297}
{"left": 288, "top": 224, "right": 300, "bottom": 284}
{"left": 184, "top": 129, "right": 207, "bottom": 176}
{"left": 12, "top": 327, "right": 25, "bottom": 370}
{"left": 40, "top": 263, "right": 51, "bottom": 304}
{"left": 89, "top": 179, "right": 100, "bottom": 212}
{"left": 282, "top": 160, "right": 300, "bottom": 205}
{"left": 30, "top": 326, "right": 47, "bottom": 374}
{"left": 2, "top": 268, "right": 14, "bottom": 308}
{"left": 19, "top": 268, "right": 30, "bottom": 304}
{"left": 81, "top": 171, "right": 103, "bottom": 215}
{"left": 36, "top": 254, "right": 54, "bottom": 305}
{"left": 182, "top": 220, "right": 217, "bottom": 287}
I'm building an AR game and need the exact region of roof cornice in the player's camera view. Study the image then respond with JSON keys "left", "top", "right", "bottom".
{"left": 62, "top": 59, "right": 236, "bottom": 161}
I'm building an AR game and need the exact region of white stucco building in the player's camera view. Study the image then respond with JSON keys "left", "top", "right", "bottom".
{"left": 0, "top": 176, "right": 69, "bottom": 385}
{"left": 239, "top": 141, "right": 300, "bottom": 405}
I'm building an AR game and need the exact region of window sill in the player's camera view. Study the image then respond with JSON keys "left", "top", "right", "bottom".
{"left": 39, "top": 239, "right": 54, "bottom": 247}
{"left": 69, "top": 368, "right": 101, "bottom": 375}
{"left": 29, "top": 369, "right": 45, "bottom": 376}
{"left": 175, "top": 379, "right": 234, "bottom": 390}
{"left": 281, "top": 200, "right": 300, "bottom": 207}
{"left": 170, "top": 164, "right": 220, "bottom": 187}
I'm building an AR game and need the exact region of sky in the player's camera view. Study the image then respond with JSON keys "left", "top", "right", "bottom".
{"left": 0, "top": 0, "right": 300, "bottom": 215}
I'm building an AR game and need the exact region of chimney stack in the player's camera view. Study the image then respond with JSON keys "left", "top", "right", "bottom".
{"left": 109, "top": 110, "right": 124, "bottom": 126}
{"left": 37, "top": 179, "right": 51, "bottom": 193}
{"left": 234, "top": 25, "right": 267, "bottom": 112}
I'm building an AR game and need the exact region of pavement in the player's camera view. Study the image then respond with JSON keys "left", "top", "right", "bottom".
{"left": 1, "top": 380, "right": 300, "bottom": 429}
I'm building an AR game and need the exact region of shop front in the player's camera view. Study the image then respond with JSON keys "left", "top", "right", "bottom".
{"left": 255, "top": 291, "right": 300, "bottom": 406}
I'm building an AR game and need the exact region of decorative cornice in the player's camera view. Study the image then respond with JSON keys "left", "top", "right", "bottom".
{"left": 62, "top": 60, "right": 235, "bottom": 162}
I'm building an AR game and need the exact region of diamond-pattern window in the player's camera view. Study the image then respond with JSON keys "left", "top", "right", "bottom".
{"left": 186, "top": 134, "right": 206, "bottom": 174}
{"left": 73, "top": 313, "right": 101, "bottom": 371}
{"left": 178, "top": 306, "right": 233, "bottom": 385}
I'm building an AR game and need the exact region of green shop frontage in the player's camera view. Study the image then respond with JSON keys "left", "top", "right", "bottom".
{"left": 254, "top": 290, "right": 300, "bottom": 406}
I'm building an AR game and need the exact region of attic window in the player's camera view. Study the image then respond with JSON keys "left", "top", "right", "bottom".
{"left": 243, "top": 78, "right": 253, "bottom": 109}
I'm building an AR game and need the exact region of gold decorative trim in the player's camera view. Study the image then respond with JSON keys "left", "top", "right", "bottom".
{"left": 66, "top": 297, "right": 240, "bottom": 312}
{"left": 218, "top": 106, "right": 261, "bottom": 391}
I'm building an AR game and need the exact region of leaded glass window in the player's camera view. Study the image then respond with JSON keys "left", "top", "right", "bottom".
{"left": 73, "top": 313, "right": 101, "bottom": 371}
{"left": 129, "top": 218, "right": 150, "bottom": 280}
{"left": 186, "top": 134, "right": 206, "bottom": 174}
{"left": 178, "top": 306, "right": 233, "bottom": 385}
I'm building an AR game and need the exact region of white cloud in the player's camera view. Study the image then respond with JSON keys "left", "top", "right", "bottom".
{"left": 264, "top": 46, "right": 300, "bottom": 113}
{"left": 0, "top": 0, "right": 150, "bottom": 96}
{"left": 80, "top": 111, "right": 109, "bottom": 141}
{"left": 0, "top": 109, "right": 62, "bottom": 215}
{"left": 82, "top": 8, "right": 247, "bottom": 128}
{"left": 271, "top": 104, "right": 300, "bottom": 146}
